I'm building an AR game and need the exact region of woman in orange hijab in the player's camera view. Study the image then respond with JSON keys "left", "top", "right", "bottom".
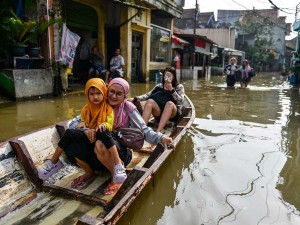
{"left": 79, "top": 78, "right": 113, "bottom": 130}
{"left": 38, "top": 78, "right": 122, "bottom": 190}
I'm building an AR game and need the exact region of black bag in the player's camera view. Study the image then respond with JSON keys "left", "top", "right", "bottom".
{"left": 114, "top": 128, "right": 144, "bottom": 149}
{"left": 249, "top": 70, "right": 256, "bottom": 78}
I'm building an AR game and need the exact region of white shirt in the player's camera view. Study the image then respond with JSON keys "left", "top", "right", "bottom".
{"left": 230, "top": 65, "right": 237, "bottom": 75}
{"left": 110, "top": 55, "right": 125, "bottom": 75}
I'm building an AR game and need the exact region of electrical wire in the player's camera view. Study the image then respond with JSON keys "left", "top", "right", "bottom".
{"left": 267, "top": 0, "right": 294, "bottom": 14}
{"left": 229, "top": 0, "right": 296, "bottom": 34}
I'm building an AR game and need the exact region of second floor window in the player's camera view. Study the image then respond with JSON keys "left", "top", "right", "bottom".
{"left": 150, "top": 25, "right": 171, "bottom": 63}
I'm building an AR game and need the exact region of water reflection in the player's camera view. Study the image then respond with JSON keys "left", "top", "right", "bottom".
{"left": 1, "top": 73, "right": 300, "bottom": 225}
{"left": 0, "top": 94, "right": 87, "bottom": 141}
{"left": 277, "top": 87, "right": 300, "bottom": 215}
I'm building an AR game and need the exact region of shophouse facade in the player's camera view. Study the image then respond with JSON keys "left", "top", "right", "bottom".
{"left": 0, "top": 0, "right": 185, "bottom": 100}
{"left": 48, "top": 0, "right": 185, "bottom": 83}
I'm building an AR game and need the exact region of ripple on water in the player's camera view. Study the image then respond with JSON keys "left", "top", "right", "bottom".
{"left": 158, "top": 118, "right": 300, "bottom": 225}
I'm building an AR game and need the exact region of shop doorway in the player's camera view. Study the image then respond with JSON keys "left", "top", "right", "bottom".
{"left": 64, "top": 0, "right": 98, "bottom": 83}
{"left": 131, "top": 31, "right": 143, "bottom": 82}
{"left": 106, "top": 27, "right": 120, "bottom": 69}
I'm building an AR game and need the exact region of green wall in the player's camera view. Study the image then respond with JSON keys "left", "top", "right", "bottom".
{"left": 0, "top": 72, "right": 15, "bottom": 98}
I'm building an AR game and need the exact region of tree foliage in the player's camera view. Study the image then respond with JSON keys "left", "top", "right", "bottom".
{"left": 235, "top": 10, "right": 274, "bottom": 69}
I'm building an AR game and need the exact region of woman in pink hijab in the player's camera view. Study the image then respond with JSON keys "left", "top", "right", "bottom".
{"left": 94, "top": 78, "right": 173, "bottom": 195}
{"left": 239, "top": 59, "right": 253, "bottom": 88}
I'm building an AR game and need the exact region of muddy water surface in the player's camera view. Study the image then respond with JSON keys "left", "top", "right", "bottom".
{"left": 1, "top": 73, "right": 300, "bottom": 225}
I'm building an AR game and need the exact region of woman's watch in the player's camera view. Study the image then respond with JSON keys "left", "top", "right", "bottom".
{"left": 169, "top": 88, "right": 175, "bottom": 94}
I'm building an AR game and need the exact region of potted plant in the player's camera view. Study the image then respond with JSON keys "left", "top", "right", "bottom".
{"left": 2, "top": 8, "right": 58, "bottom": 57}
{"left": 0, "top": 8, "right": 34, "bottom": 55}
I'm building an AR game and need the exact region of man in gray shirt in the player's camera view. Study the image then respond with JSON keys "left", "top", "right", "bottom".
{"left": 89, "top": 46, "right": 109, "bottom": 83}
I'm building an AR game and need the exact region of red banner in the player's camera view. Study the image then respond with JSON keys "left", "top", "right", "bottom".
{"left": 195, "top": 38, "right": 206, "bottom": 48}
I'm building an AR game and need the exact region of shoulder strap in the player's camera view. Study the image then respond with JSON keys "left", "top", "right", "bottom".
{"left": 124, "top": 101, "right": 141, "bottom": 129}
{"left": 124, "top": 101, "right": 141, "bottom": 130}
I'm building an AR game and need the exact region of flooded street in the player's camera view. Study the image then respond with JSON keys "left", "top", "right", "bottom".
{"left": 1, "top": 73, "right": 300, "bottom": 225}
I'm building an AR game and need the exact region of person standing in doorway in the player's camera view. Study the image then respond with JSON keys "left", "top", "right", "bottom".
{"left": 109, "top": 48, "right": 125, "bottom": 81}
{"left": 74, "top": 38, "right": 91, "bottom": 83}
{"left": 172, "top": 50, "right": 181, "bottom": 82}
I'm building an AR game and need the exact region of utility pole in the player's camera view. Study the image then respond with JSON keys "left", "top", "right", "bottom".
{"left": 192, "top": 0, "right": 198, "bottom": 69}
{"left": 194, "top": 0, "right": 199, "bottom": 34}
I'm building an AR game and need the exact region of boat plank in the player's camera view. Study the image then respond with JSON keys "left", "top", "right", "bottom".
{"left": 105, "top": 168, "right": 146, "bottom": 211}
{"left": 9, "top": 139, "right": 43, "bottom": 191}
{"left": 103, "top": 148, "right": 174, "bottom": 224}
{"left": 43, "top": 183, "right": 107, "bottom": 207}
{"left": 142, "top": 143, "right": 165, "bottom": 168}
{"left": 76, "top": 214, "right": 105, "bottom": 225}
{"left": 0, "top": 141, "right": 38, "bottom": 219}
{"left": 77, "top": 168, "right": 149, "bottom": 225}
{"left": 55, "top": 122, "right": 68, "bottom": 138}
{"left": 0, "top": 191, "right": 37, "bottom": 218}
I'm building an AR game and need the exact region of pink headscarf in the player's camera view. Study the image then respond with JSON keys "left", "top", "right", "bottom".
{"left": 108, "top": 78, "right": 136, "bottom": 129}
{"left": 242, "top": 60, "right": 251, "bottom": 78}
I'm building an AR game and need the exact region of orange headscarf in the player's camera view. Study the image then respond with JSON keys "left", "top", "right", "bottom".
{"left": 81, "top": 78, "right": 113, "bottom": 129}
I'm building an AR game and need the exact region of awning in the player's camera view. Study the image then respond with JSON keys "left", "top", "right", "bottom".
{"left": 223, "top": 48, "right": 245, "bottom": 57}
{"left": 172, "top": 35, "right": 190, "bottom": 46}
{"left": 112, "top": 0, "right": 149, "bottom": 10}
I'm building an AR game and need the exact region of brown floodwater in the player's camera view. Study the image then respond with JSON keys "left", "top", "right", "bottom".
{"left": 1, "top": 73, "right": 300, "bottom": 225}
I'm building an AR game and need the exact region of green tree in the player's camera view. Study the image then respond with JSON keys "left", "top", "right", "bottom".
{"left": 235, "top": 10, "right": 274, "bottom": 69}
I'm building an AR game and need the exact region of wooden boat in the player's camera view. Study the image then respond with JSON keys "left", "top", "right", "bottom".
{"left": 0, "top": 95, "right": 195, "bottom": 225}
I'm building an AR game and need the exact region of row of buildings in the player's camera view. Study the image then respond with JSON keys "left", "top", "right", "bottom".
{"left": 174, "top": 7, "right": 293, "bottom": 75}
{"left": 0, "top": 0, "right": 294, "bottom": 99}
{"left": 52, "top": 1, "right": 293, "bottom": 82}
{"left": 51, "top": 0, "right": 186, "bottom": 83}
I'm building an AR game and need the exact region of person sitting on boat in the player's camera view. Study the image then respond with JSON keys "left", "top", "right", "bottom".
{"left": 224, "top": 57, "right": 238, "bottom": 87}
{"left": 98, "top": 78, "right": 174, "bottom": 194}
{"left": 131, "top": 66, "right": 185, "bottom": 133}
{"left": 38, "top": 78, "right": 128, "bottom": 189}
{"left": 239, "top": 59, "right": 253, "bottom": 88}
{"left": 68, "top": 78, "right": 173, "bottom": 195}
